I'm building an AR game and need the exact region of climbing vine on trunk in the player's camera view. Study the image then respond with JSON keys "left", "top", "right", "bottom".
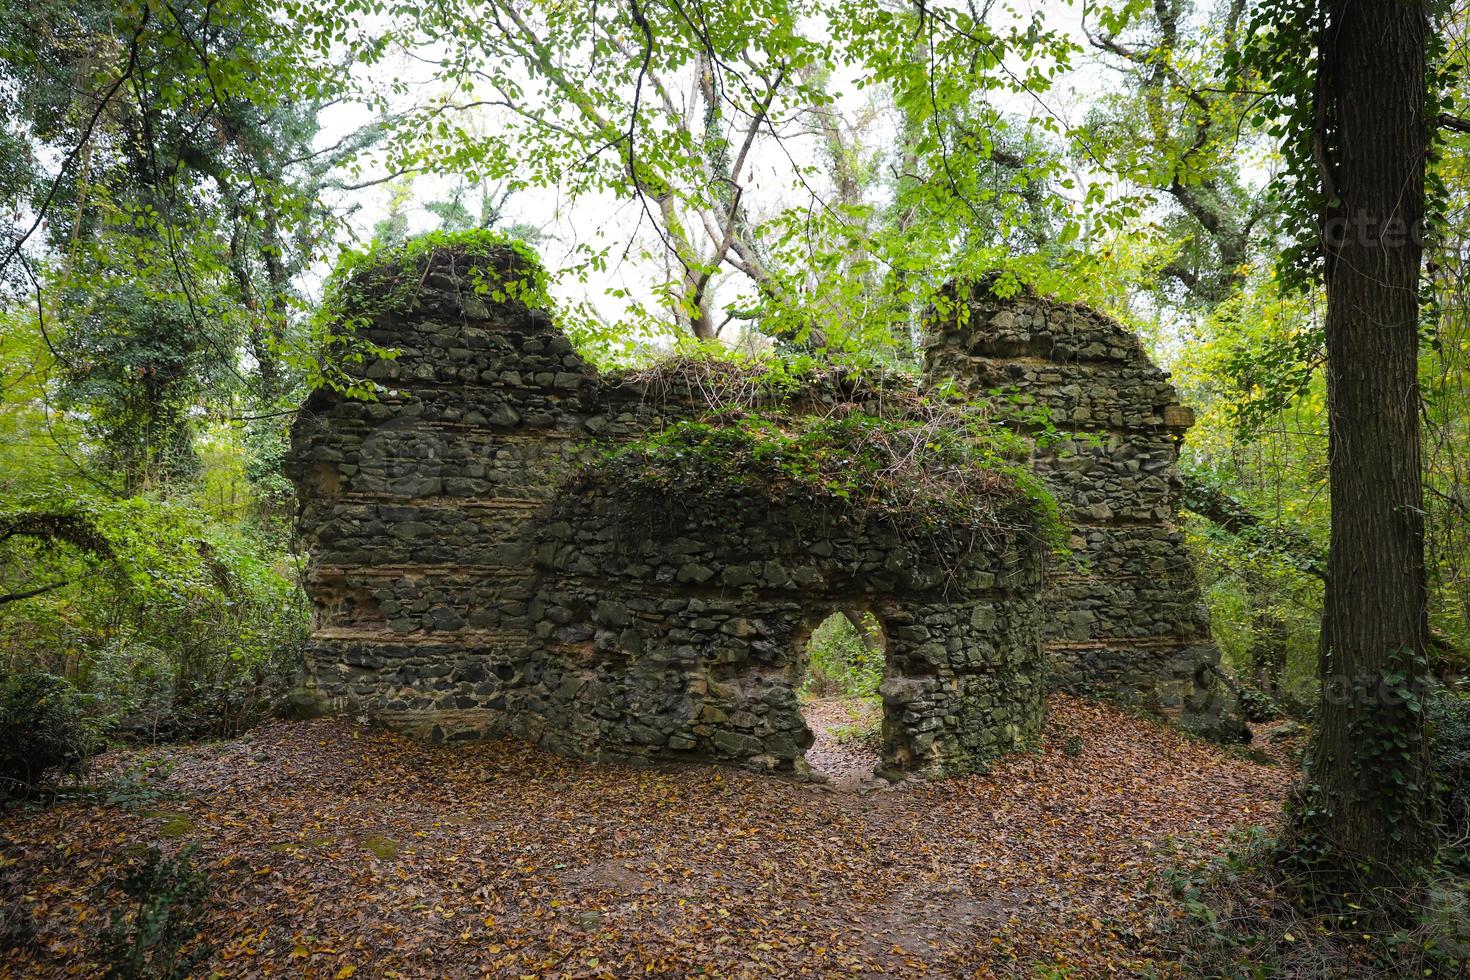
{"left": 1241, "top": 0, "right": 1439, "bottom": 894}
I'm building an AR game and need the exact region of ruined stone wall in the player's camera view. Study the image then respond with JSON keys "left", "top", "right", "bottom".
{"left": 923, "top": 278, "right": 1240, "bottom": 737}
{"left": 286, "top": 243, "right": 1049, "bottom": 777}
{"left": 530, "top": 483, "right": 1045, "bottom": 778}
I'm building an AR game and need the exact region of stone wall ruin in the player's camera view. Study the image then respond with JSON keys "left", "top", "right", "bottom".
{"left": 925, "top": 280, "right": 1239, "bottom": 737}
{"left": 285, "top": 242, "right": 1238, "bottom": 783}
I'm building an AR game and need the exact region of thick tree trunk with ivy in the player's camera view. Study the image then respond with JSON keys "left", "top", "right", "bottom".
{"left": 1301, "top": 0, "right": 1434, "bottom": 888}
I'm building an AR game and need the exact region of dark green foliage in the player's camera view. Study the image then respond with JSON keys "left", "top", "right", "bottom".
{"left": 0, "top": 498, "right": 307, "bottom": 743}
{"left": 0, "top": 0, "right": 387, "bottom": 755}
{"left": 322, "top": 229, "right": 549, "bottom": 318}
{"left": 1182, "top": 466, "right": 1327, "bottom": 720}
{"left": 1431, "top": 688, "right": 1470, "bottom": 862}
{"left": 55, "top": 283, "right": 230, "bottom": 491}
{"left": 1, "top": 0, "right": 385, "bottom": 456}
{"left": 100, "top": 845, "right": 213, "bottom": 980}
{"left": 1080, "top": 0, "right": 1263, "bottom": 307}
{"left": 598, "top": 405, "right": 1061, "bottom": 546}
{"left": 241, "top": 417, "right": 297, "bottom": 511}
{"left": 1165, "top": 828, "right": 1470, "bottom": 977}
{"left": 1229, "top": 0, "right": 1326, "bottom": 290}
{"left": 0, "top": 671, "right": 100, "bottom": 799}
{"left": 799, "top": 614, "right": 885, "bottom": 750}
{"left": 0, "top": 509, "right": 114, "bottom": 584}
{"left": 1219, "top": 326, "right": 1326, "bottom": 441}
{"left": 311, "top": 230, "right": 549, "bottom": 398}
{"left": 1236, "top": 684, "right": 1282, "bottom": 723}
{"left": 801, "top": 613, "right": 884, "bottom": 699}
{"left": 1181, "top": 474, "right": 1327, "bottom": 580}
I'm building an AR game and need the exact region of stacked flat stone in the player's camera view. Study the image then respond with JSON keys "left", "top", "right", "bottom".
{"left": 532, "top": 466, "right": 1047, "bottom": 778}
{"left": 922, "top": 277, "right": 1242, "bottom": 738}
{"left": 287, "top": 246, "right": 596, "bottom": 741}
{"left": 287, "top": 242, "right": 1051, "bottom": 777}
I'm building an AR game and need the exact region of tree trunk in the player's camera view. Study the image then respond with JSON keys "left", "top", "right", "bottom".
{"left": 1302, "top": 0, "right": 1433, "bottom": 888}
{"left": 840, "top": 608, "right": 885, "bottom": 657}
{"left": 1248, "top": 602, "right": 1288, "bottom": 696}
{"left": 683, "top": 273, "right": 717, "bottom": 341}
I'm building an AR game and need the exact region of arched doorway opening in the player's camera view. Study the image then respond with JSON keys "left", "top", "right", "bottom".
{"left": 798, "top": 608, "right": 887, "bottom": 788}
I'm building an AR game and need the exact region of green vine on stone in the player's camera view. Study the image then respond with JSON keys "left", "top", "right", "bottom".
{"left": 309, "top": 229, "right": 553, "bottom": 400}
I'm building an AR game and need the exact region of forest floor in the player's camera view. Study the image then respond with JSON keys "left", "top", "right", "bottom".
{"left": 801, "top": 696, "right": 883, "bottom": 789}
{"left": 1, "top": 695, "right": 1292, "bottom": 978}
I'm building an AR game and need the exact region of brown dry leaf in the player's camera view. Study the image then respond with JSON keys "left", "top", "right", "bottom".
{"left": 0, "top": 695, "right": 1289, "bottom": 979}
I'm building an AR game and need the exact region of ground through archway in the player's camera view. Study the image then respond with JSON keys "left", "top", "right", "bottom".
{"left": 799, "top": 610, "right": 885, "bottom": 788}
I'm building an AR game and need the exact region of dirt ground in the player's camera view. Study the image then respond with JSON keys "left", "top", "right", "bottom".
{"left": 0, "top": 695, "right": 1291, "bottom": 978}
{"left": 801, "top": 696, "right": 883, "bottom": 789}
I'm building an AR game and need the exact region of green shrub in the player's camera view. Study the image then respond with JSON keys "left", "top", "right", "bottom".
{"left": 0, "top": 494, "right": 307, "bottom": 743}
{"left": 0, "top": 671, "right": 101, "bottom": 799}
{"left": 596, "top": 406, "right": 1063, "bottom": 548}
{"left": 1163, "top": 829, "right": 1470, "bottom": 978}
{"left": 1236, "top": 683, "right": 1282, "bottom": 723}
{"left": 1431, "top": 687, "right": 1470, "bottom": 861}
{"left": 1185, "top": 514, "right": 1324, "bottom": 713}
{"left": 100, "top": 845, "right": 213, "bottom": 979}
{"left": 802, "top": 612, "right": 884, "bottom": 699}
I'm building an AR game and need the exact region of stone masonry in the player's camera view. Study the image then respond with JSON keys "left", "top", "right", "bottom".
{"left": 285, "top": 242, "right": 1239, "bottom": 783}
{"left": 924, "top": 277, "right": 1240, "bottom": 737}
{"left": 529, "top": 466, "right": 1047, "bottom": 779}
{"left": 286, "top": 242, "right": 1052, "bottom": 779}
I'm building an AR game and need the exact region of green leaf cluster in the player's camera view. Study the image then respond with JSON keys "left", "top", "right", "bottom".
{"left": 311, "top": 229, "right": 551, "bottom": 397}
{"left": 0, "top": 492, "right": 306, "bottom": 741}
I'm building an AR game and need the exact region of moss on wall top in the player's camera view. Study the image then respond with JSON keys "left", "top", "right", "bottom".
{"left": 603, "top": 353, "right": 926, "bottom": 413}
{"left": 575, "top": 405, "right": 1062, "bottom": 547}
{"left": 319, "top": 230, "right": 550, "bottom": 323}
